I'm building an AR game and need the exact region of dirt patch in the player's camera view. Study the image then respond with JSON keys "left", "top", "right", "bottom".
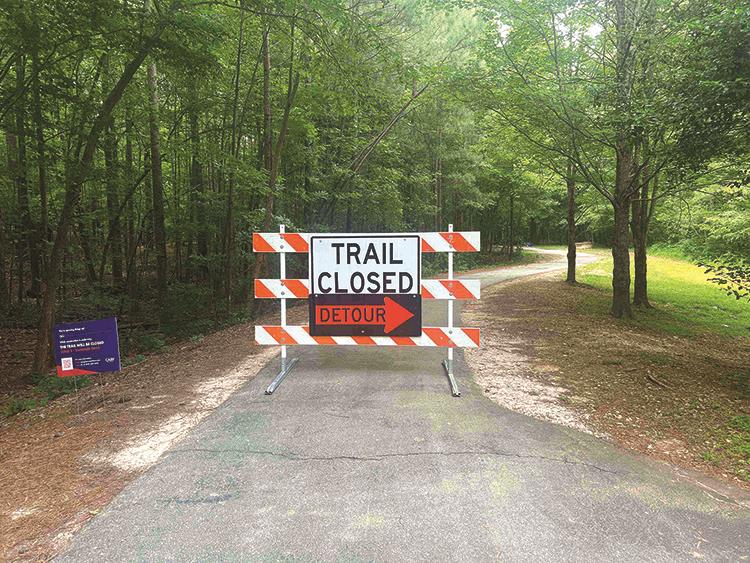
{"left": 464, "top": 274, "right": 750, "bottom": 489}
{"left": 0, "top": 305, "right": 305, "bottom": 561}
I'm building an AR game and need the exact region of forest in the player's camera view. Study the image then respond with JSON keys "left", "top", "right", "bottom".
{"left": 0, "top": 0, "right": 748, "bottom": 376}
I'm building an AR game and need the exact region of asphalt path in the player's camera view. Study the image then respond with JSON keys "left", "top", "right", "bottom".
{"left": 58, "top": 250, "right": 750, "bottom": 562}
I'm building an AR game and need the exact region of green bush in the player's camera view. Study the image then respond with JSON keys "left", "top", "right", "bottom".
{"left": 31, "top": 372, "right": 90, "bottom": 401}
{"left": 3, "top": 397, "right": 43, "bottom": 416}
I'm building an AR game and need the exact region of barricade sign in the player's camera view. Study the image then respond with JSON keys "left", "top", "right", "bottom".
{"left": 253, "top": 225, "right": 480, "bottom": 396}
{"left": 309, "top": 235, "right": 421, "bottom": 337}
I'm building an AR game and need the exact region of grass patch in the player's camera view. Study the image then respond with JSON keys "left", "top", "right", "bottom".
{"left": 2, "top": 373, "right": 90, "bottom": 417}
{"left": 4, "top": 397, "right": 46, "bottom": 416}
{"left": 579, "top": 253, "right": 750, "bottom": 337}
{"left": 702, "top": 414, "right": 750, "bottom": 481}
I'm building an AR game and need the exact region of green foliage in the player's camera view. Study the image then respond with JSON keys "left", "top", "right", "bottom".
{"left": 3, "top": 373, "right": 89, "bottom": 417}
{"left": 0, "top": 0, "right": 748, "bottom": 370}
{"left": 124, "top": 331, "right": 166, "bottom": 355}
{"left": 701, "top": 256, "right": 750, "bottom": 301}
{"left": 31, "top": 372, "right": 90, "bottom": 402}
{"left": 702, "top": 415, "right": 750, "bottom": 481}
{"left": 4, "top": 397, "right": 43, "bottom": 416}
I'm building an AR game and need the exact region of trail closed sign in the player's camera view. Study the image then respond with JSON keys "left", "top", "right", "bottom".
{"left": 309, "top": 235, "right": 421, "bottom": 337}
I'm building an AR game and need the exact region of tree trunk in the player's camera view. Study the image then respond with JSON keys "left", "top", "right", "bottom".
{"left": 632, "top": 225, "right": 648, "bottom": 307}
{"left": 32, "top": 48, "right": 49, "bottom": 268}
{"left": 254, "top": 22, "right": 299, "bottom": 286}
{"left": 103, "top": 57, "right": 123, "bottom": 287}
{"left": 77, "top": 212, "right": 98, "bottom": 284}
{"left": 0, "top": 205, "right": 8, "bottom": 312}
{"left": 566, "top": 160, "right": 577, "bottom": 284}
{"left": 147, "top": 59, "right": 168, "bottom": 319}
{"left": 223, "top": 9, "right": 245, "bottom": 306}
{"left": 611, "top": 0, "right": 635, "bottom": 319}
{"left": 251, "top": 27, "right": 273, "bottom": 289}
{"left": 190, "top": 107, "right": 207, "bottom": 277}
{"left": 32, "top": 34, "right": 160, "bottom": 374}
{"left": 631, "top": 142, "right": 654, "bottom": 308}
{"left": 16, "top": 54, "right": 42, "bottom": 298}
{"left": 507, "top": 191, "right": 515, "bottom": 259}
{"left": 611, "top": 145, "right": 633, "bottom": 318}
{"left": 434, "top": 157, "right": 442, "bottom": 230}
{"left": 5, "top": 129, "right": 19, "bottom": 303}
{"left": 125, "top": 108, "right": 138, "bottom": 300}
{"left": 434, "top": 123, "right": 443, "bottom": 230}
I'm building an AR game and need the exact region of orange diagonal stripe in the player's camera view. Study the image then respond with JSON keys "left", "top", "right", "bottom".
{"left": 440, "top": 232, "right": 477, "bottom": 252}
{"left": 253, "top": 233, "right": 276, "bottom": 252}
{"left": 264, "top": 326, "right": 294, "bottom": 345}
{"left": 421, "top": 284, "right": 436, "bottom": 299}
{"left": 254, "top": 280, "right": 275, "bottom": 298}
{"left": 285, "top": 279, "right": 309, "bottom": 298}
{"left": 423, "top": 327, "right": 455, "bottom": 347}
{"left": 283, "top": 233, "right": 309, "bottom": 252}
{"left": 465, "top": 328, "right": 480, "bottom": 346}
{"left": 421, "top": 238, "right": 436, "bottom": 252}
{"left": 440, "top": 280, "right": 474, "bottom": 299}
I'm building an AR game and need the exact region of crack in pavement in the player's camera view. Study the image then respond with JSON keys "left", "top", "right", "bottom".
{"left": 167, "top": 446, "right": 619, "bottom": 474}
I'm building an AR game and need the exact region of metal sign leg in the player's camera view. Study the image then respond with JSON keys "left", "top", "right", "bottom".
{"left": 266, "top": 356, "right": 299, "bottom": 395}
{"left": 442, "top": 358, "right": 460, "bottom": 397}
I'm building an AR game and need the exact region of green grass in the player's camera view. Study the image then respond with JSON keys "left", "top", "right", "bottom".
{"left": 578, "top": 252, "right": 750, "bottom": 337}
{"left": 2, "top": 373, "right": 90, "bottom": 417}
{"left": 702, "top": 413, "right": 750, "bottom": 480}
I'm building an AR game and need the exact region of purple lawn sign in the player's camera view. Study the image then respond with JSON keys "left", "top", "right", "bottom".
{"left": 53, "top": 317, "right": 121, "bottom": 377}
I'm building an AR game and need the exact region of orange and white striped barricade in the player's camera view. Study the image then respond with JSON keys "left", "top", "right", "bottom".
{"left": 253, "top": 225, "right": 480, "bottom": 396}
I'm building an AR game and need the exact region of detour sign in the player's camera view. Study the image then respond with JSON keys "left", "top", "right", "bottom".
{"left": 309, "top": 236, "right": 421, "bottom": 337}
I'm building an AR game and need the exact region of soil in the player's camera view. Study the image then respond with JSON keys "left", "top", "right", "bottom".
{"left": 0, "top": 304, "right": 306, "bottom": 562}
{"left": 464, "top": 273, "right": 750, "bottom": 491}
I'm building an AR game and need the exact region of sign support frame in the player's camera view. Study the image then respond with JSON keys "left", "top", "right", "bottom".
{"left": 441, "top": 224, "right": 460, "bottom": 397}
{"left": 265, "top": 224, "right": 299, "bottom": 395}
{"left": 253, "top": 225, "right": 480, "bottom": 397}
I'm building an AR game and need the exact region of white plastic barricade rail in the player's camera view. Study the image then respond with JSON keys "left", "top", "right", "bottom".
{"left": 253, "top": 225, "right": 481, "bottom": 396}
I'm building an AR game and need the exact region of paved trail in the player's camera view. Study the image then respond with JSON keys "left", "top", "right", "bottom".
{"left": 59, "top": 251, "right": 749, "bottom": 562}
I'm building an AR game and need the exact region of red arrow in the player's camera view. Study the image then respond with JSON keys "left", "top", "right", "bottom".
{"left": 314, "top": 297, "right": 415, "bottom": 333}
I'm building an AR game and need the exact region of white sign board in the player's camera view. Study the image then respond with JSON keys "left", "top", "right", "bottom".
{"left": 310, "top": 235, "right": 420, "bottom": 295}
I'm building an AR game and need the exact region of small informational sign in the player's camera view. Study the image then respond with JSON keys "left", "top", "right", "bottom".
{"left": 309, "top": 235, "right": 421, "bottom": 336}
{"left": 53, "top": 317, "right": 121, "bottom": 377}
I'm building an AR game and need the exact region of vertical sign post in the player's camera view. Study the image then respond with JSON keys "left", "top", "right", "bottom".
{"left": 266, "top": 224, "right": 299, "bottom": 394}
{"left": 442, "top": 224, "right": 459, "bottom": 396}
